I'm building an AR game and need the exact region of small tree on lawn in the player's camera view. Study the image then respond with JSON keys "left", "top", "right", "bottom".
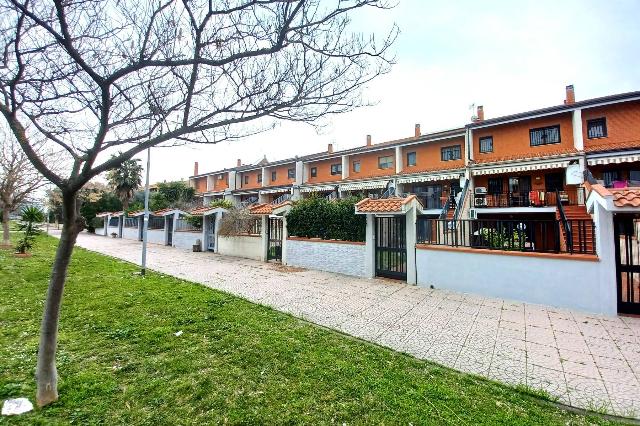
{"left": 0, "top": 128, "right": 47, "bottom": 246}
{"left": 0, "top": 0, "right": 396, "bottom": 406}
{"left": 106, "top": 157, "right": 143, "bottom": 210}
{"left": 15, "top": 205, "right": 44, "bottom": 254}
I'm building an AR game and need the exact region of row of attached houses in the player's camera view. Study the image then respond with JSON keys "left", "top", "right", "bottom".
{"left": 174, "top": 85, "right": 640, "bottom": 317}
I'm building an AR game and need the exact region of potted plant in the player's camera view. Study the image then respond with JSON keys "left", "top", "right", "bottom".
{"left": 15, "top": 206, "right": 44, "bottom": 257}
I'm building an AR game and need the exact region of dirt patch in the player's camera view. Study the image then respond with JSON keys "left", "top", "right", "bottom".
{"left": 268, "top": 263, "right": 306, "bottom": 273}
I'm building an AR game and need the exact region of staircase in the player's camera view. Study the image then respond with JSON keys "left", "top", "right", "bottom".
{"left": 555, "top": 205, "right": 595, "bottom": 254}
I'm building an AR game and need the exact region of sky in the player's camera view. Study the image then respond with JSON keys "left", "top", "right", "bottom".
{"left": 137, "top": 0, "right": 640, "bottom": 183}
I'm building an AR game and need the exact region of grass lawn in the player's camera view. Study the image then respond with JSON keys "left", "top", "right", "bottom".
{"left": 0, "top": 234, "right": 627, "bottom": 425}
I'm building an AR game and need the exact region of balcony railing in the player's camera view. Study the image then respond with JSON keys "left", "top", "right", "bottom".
{"left": 417, "top": 218, "right": 595, "bottom": 255}
{"left": 473, "top": 187, "right": 585, "bottom": 208}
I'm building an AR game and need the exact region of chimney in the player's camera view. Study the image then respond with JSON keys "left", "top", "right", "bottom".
{"left": 415, "top": 123, "right": 421, "bottom": 137}
{"left": 193, "top": 161, "right": 199, "bottom": 176}
{"left": 366, "top": 134, "right": 372, "bottom": 146}
{"left": 236, "top": 158, "right": 242, "bottom": 167}
{"left": 328, "top": 143, "right": 333, "bottom": 153}
{"left": 564, "top": 85, "right": 575, "bottom": 105}
{"left": 476, "top": 105, "right": 484, "bottom": 121}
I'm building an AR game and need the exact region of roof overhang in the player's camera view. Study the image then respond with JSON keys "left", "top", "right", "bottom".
{"left": 299, "top": 184, "right": 337, "bottom": 193}
{"left": 398, "top": 170, "right": 464, "bottom": 184}
{"left": 586, "top": 150, "right": 640, "bottom": 166}
{"left": 340, "top": 179, "right": 390, "bottom": 192}
{"left": 190, "top": 206, "right": 227, "bottom": 217}
{"left": 354, "top": 195, "right": 423, "bottom": 215}
{"left": 259, "top": 187, "right": 292, "bottom": 195}
{"left": 471, "top": 158, "right": 576, "bottom": 176}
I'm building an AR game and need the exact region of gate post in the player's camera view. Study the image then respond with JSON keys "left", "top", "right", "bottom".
{"left": 260, "top": 215, "right": 268, "bottom": 262}
{"left": 281, "top": 216, "right": 288, "bottom": 265}
{"left": 406, "top": 206, "right": 417, "bottom": 285}
{"left": 594, "top": 203, "right": 617, "bottom": 315}
{"left": 364, "top": 214, "right": 375, "bottom": 278}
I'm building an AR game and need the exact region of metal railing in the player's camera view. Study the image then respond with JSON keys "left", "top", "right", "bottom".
{"left": 473, "top": 187, "right": 585, "bottom": 208}
{"left": 416, "top": 218, "right": 595, "bottom": 255}
{"left": 325, "top": 191, "right": 337, "bottom": 200}
{"left": 453, "top": 179, "right": 470, "bottom": 222}
{"left": 271, "top": 193, "right": 291, "bottom": 205}
{"left": 556, "top": 189, "right": 573, "bottom": 253}
{"left": 241, "top": 196, "right": 259, "bottom": 208}
{"left": 148, "top": 216, "right": 165, "bottom": 230}
{"left": 124, "top": 217, "right": 138, "bottom": 228}
{"left": 175, "top": 217, "right": 202, "bottom": 232}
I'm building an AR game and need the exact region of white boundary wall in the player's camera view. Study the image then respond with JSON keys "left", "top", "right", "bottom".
{"left": 416, "top": 247, "right": 616, "bottom": 315}
{"left": 94, "top": 227, "right": 105, "bottom": 236}
{"left": 122, "top": 227, "right": 138, "bottom": 240}
{"left": 173, "top": 231, "right": 201, "bottom": 250}
{"left": 218, "top": 235, "right": 263, "bottom": 260}
{"left": 286, "top": 238, "right": 366, "bottom": 277}
{"left": 107, "top": 226, "right": 119, "bottom": 237}
{"left": 147, "top": 229, "right": 166, "bottom": 245}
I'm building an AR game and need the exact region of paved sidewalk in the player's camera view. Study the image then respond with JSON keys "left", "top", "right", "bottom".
{"left": 59, "top": 231, "right": 640, "bottom": 418}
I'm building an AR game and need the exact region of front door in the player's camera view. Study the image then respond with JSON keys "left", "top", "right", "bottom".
{"left": 207, "top": 214, "right": 216, "bottom": 251}
{"left": 267, "top": 217, "right": 283, "bottom": 262}
{"left": 614, "top": 214, "right": 640, "bottom": 314}
{"left": 375, "top": 216, "right": 407, "bottom": 280}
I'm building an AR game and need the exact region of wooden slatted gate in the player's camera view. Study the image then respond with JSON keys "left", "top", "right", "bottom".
{"left": 375, "top": 216, "right": 407, "bottom": 280}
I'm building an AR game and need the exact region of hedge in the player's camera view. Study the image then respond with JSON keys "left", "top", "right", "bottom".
{"left": 285, "top": 196, "right": 365, "bottom": 242}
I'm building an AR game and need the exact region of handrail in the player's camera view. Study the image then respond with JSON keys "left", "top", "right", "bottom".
{"left": 438, "top": 196, "right": 450, "bottom": 219}
{"left": 453, "top": 179, "right": 470, "bottom": 222}
{"left": 271, "top": 192, "right": 291, "bottom": 205}
{"left": 555, "top": 189, "right": 573, "bottom": 253}
{"left": 583, "top": 168, "right": 598, "bottom": 185}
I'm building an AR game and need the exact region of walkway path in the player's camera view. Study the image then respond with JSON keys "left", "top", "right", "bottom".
{"left": 59, "top": 231, "right": 640, "bottom": 418}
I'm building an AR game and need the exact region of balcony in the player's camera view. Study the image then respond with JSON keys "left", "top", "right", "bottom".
{"left": 473, "top": 187, "right": 585, "bottom": 208}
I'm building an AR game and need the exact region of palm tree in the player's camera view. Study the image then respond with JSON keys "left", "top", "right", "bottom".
{"left": 106, "top": 158, "right": 143, "bottom": 210}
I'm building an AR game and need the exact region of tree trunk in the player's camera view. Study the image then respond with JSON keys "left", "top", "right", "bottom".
{"left": 2, "top": 207, "right": 10, "bottom": 246}
{"left": 35, "top": 192, "right": 83, "bottom": 407}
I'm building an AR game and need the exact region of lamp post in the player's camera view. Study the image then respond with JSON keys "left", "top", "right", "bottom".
{"left": 141, "top": 147, "right": 151, "bottom": 276}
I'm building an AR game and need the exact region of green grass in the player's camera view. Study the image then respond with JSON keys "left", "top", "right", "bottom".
{"left": 0, "top": 235, "right": 628, "bottom": 425}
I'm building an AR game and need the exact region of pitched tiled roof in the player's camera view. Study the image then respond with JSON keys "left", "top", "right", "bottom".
{"left": 355, "top": 195, "right": 419, "bottom": 213}
{"left": 612, "top": 188, "right": 640, "bottom": 207}
{"left": 249, "top": 203, "right": 273, "bottom": 215}
{"left": 153, "top": 208, "right": 176, "bottom": 216}
{"left": 95, "top": 211, "right": 113, "bottom": 218}
{"left": 584, "top": 140, "right": 640, "bottom": 153}
{"left": 473, "top": 148, "right": 579, "bottom": 165}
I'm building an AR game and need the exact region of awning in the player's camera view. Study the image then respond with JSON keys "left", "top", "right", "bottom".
{"left": 398, "top": 172, "right": 461, "bottom": 184}
{"left": 259, "top": 187, "right": 291, "bottom": 195}
{"left": 300, "top": 184, "right": 337, "bottom": 193}
{"left": 587, "top": 153, "right": 640, "bottom": 166}
{"left": 340, "top": 180, "right": 389, "bottom": 191}
{"left": 471, "top": 160, "right": 570, "bottom": 176}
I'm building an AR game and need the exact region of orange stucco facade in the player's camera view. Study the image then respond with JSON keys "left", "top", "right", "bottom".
{"left": 194, "top": 177, "right": 207, "bottom": 193}
{"left": 473, "top": 113, "right": 575, "bottom": 162}
{"left": 212, "top": 172, "right": 229, "bottom": 192}
{"left": 265, "top": 163, "right": 296, "bottom": 187}
{"left": 582, "top": 100, "right": 640, "bottom": 151}
{"left": 348, "top": 149, "right": 396, "bottom": 179}
{"left": 306, "top": 157, "right": 343, "bottom": 184}
{"left": 402, "top": 137, "right": 465, "bottom": 173}
{"left": 240, "top": 169, "right": 262, "bottom": 190}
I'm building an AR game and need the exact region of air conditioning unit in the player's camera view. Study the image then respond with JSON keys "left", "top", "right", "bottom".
{"left": 469, "top": 209, "right": 478, "bottom": 220}
{"left": 474, "top": 197, "right": 487, "bottom": 207}
{"left": 474, "top": 186, "right": 487, "bottom": 195}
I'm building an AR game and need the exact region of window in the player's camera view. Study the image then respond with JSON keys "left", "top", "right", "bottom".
{"left": 310, "top": 167, "right": 317, "bottom": 178}
{"left": 530, "top": 125, "right": 560, "bottom": 146}
{"left": 287, "top": 168, "right": 295, "bottom": 179}
{"left": 545, "top": 173, "right": 564, "bottom": 192}
{"left": 488, "top": 178, "right": 503, "bottom": 194}
{"left": 406, "top": 152, "right": 417, "bottom": 167}
{"left": 479, "top": 136, "right": 493, "bottom": 153}
{"left": 353, "top": 161, "right": 361, "bottom": 173}
{"left": 378, "top": 155, "right": 393, "bottom": 169}
{"left": 330, "top": 163, "right": 342, "bottom": 175}
{"left": 603, "top": 171, "right": 620, "bottom": 188}
{"left": 257, "top": 173, "right": 262, "bottom": 183}
{"left": 441, "top": 145, "right": 461, "bottom": 161}
{"left": 243, "top": 175, "right": 248, "bottom": 185}
{"left": 271, "top": 171, "right": 277, "bottom": 181}
{"left": 587, "top": 118, "right": 607, "bottom": 139}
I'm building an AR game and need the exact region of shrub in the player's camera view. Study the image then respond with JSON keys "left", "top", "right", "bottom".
{"left": 286, "top": 196, "right": 365, "bottom": 242}
{"left": 209, "top": 199, "right": 233, "bottom": 209}
{"left": 218, "top": 208, "right": 260, "bottom": 236}
{"left": 15, "top": 206, "right": 44, "bottom": 254}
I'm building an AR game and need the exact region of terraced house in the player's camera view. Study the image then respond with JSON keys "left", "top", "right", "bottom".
{"left": 188, "top": 86, "right": 640, "bottom": 316}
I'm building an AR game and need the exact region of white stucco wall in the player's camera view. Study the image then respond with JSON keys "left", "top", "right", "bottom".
{"left": 286, "top": 238, "right": 366, "bottom": 277}
{"left": 173, "top": 231, "right": 201, "bottom": 250}
{"left": 146, "top": 229, "right": 166, "bottom": 245}
{"left": 122, "top": 227, "right": 138, "bottom": 240}
{"left": 218, "top": 235, "right": 263, "bottom": 260}
{"left": 416, "top": 247, "right": 615, "bottom": 316}
{"left": 107, "top": 226, "right": 119, "bottom": 237}
{"left": 94, "top": 227, "right": 105, "bottom": 236}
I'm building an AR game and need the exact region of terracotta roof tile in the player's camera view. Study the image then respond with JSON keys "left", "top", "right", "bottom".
{"left": 249, "top": 203, "right": 273, "bottom": 215}
{"left": 584, "top": 140, "right": 640, "bottom": 153}
{"left": 153, "top": 208, "right": 175, "bottom": 216}
{"left": 355, "top": 195, "right": 418, "bottom": 213}
{"left": 612, "top": 188, "right": 640, "bottom": 207}
{"left": 474, "top": 148, "right": 578, "bottom": 164}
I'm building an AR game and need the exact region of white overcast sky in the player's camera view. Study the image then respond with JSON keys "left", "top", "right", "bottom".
{"left": 136, "top": 0, "right": 640, "bottom": 183}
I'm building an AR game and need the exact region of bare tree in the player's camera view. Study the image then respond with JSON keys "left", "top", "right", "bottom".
{"left": 0, "top": 0, "right": 396, "bottom": 406}
{"left": 0, "top": 128, "right": 46, "bottom": 245}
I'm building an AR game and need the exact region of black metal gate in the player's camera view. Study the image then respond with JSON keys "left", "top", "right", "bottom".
{"left": 375, "top": 216, "right": 407, "bottom": 280}
{"left": 267, "top": 217, "right": 283, "bottom": 262}
{"left": 614, "top": 214, "right": 640, "bottom": 314}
